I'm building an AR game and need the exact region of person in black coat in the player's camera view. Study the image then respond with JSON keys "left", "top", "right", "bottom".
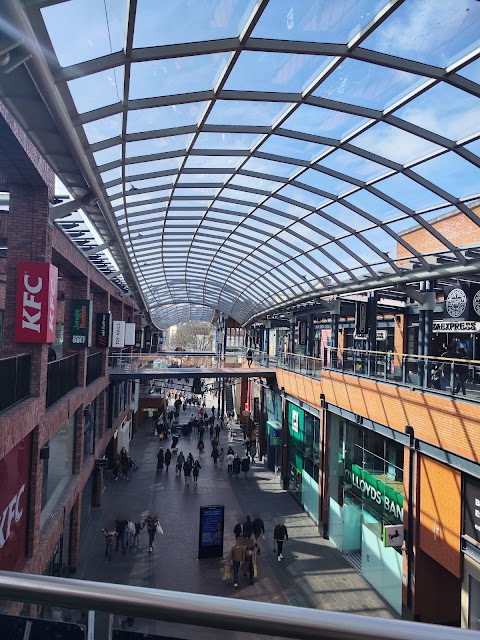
{"left": 232, "top": 455, "right": 241, "bottom": 479}
{"left": 164, "top": 448, "right": 172, "bottom": 471}
{"left": 253, "top": 516, "right": 265, "bottom": 552}
{"left": 241, "top": 456, "right": 250, "bottom": 478}
{"left": 156, "top": 448, "right": 164, "bottom": 471}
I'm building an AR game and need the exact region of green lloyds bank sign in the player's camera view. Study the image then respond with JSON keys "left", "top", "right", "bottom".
{"left": 344, "top": 463, "right": 404, "bottom": 522}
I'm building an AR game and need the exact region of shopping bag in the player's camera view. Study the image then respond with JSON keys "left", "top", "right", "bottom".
{"left": 222, "top": 564, "right": 232, "bottom": 581}
{"left": 156, "top": 521, "right": 164, "bottom": 534}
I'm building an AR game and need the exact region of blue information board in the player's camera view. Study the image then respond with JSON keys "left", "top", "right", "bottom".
{"left": 198, "top": 505, "right": 224, "bottom": 559}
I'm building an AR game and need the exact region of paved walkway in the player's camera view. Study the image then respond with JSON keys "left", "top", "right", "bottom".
{"left": 77, "top": 396, "right": 397, "bottom": 638}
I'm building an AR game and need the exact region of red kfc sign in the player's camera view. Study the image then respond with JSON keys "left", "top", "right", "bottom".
{"left": 15, "top": 262, "right": 58, "bottom": 343}
{"left": 0, "top": 434, "right": 31, "bottom": 571}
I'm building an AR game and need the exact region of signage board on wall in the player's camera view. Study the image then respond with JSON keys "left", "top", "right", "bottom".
{"left": 70, "top": 299, "right": 92, "bottom": 348}
{"left": 112, "top": 321, "right": 126, "bottom": 348}
{"left": 376, "top": 330, "right": 387, "bottom": 341}
{"left": 0, "top": 433, "right": 32, "bottom": 571}
{"left": 443, "top": 284, "right": 470, "bottom": 320}
{"left": 198, "top": 505, "right": 224, "bottom": 559}
{"left": 354, "top": 301, "right": 369, "bottom": 339}
{"left": 15, "top": 262, "right": 58, "bottom": 343}
{"left": 433, "top": 320, "right": 480, "bottom": 333}
{"left": 344, "top": 464, "right": 404, "bottom": 523}
{"left": 464, "top": 476, "right": 480, "bottom": 544}
{"left": 95, "top": 312, "right": 111, "bottom": 348}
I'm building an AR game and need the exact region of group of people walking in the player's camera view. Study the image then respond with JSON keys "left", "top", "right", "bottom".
{"left": 112, "top": 447, "right": 138, "bottom": 481}
{"left": 102, "top": 514, "right": 162, "bottom": 558}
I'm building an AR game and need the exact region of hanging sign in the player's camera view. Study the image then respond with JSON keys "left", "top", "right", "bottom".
{"left": 443, "top": 285, "right": 469, "bottom": 320}
{"left": 299, "top": 322, "right": 307, "bottom": 345}
{"left": 15, "top": 262, "right": 58, "bottom": 343}
{"left": 70, "top": 299, "right": 92, "bottom": 348}
{"left": 376, "top": 330, "right": 387, "bottom": 341}
{"left": 124, "top": 322, "right": 136, "bottom": 346}
{"left": 464, "top": 476, "right": 480, "bottom": 544}
{"left": 354, "top": 301, "right": 369, "bottom": 339}
{"left": 112, "top": 320, "right": 126, "bottom": 348}
{"left": 383, "top": 524, "right": 404, "bottom": 548}
{"left": 95, "top": 312, "right": 111, "bottom": 348}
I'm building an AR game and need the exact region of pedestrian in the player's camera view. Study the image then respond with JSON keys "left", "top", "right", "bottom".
{"left": 126, "top": 520, "right": 135, "bottom": 549}
{"left": 164, "top": 448, "right": 172, "bottom": 471}
{"left": 245, "top": 539, "right": 257, "bottom": 585}
{"left": 242, "top": 515, "right": 254, "bottom": 540}
{"left": 115, "top": 519, "right": 128, "bottom": 554}
{"left": 218, "top": 447, "right": 225, "bottom": 469}
{"left": 176, "top": 451, "right": 185, "bottom": 475}
{"left": 211, "top": 446, "right": 219, "bottom": 469}
{"left": 156, "top": 447, "right": 164, "bottom": 471}
{"left": 144, "top": 514, "right": 159, "bottom": 553}
{"left": 112, "top": 454, "right": 121, "bottom": 481}
{"left": 274, "top": 522, "right": 289, "bottom": 562}
{"left": 197, "top": 438, "right": 205, "bottom": 455}
{"left": 192, "top": 460, "right": 201, "bottom": 484}
{"left": 209, "top": 424, "right": 214, "bottom": 440}
{"left": 229, "top": 539, "right": 246, "bottom": 588}
{"left": 227, "top": 446, "right": 234, "bottom": 456}
{"left": 241, "top": 455, "right": 250, "bottom": 478}
{"left": 454, "top": 346, "right": 468, "bottom": 395}
{"left": 253, "top": 516, "right": 265, "bottom": 552}
{"left": 183, "top": 458, "right": 192, "bottom": 485}
{"left": 187, "top": 452, "right": 194, "bottom": 469}
{"left": 226, "top": 452, "right": 234, "bottom": 476}
{"left": 249, "top": 441, "right": 257, "bottom": 463}
{"left": 120, "top": 447, "right": 128, "bottom": 479}
{"left": 212, "top": 406, "right": 216, "bottom": 418}
{"left": 246, "top": 348, "right": 253, "bottom": 367}
{"left": 215, "top": 423, "right": 221, "bottom": 440}
{"left": 133, "top": 521, "right": 143, "bottom": 548}
{"left": 234, "top": 522, "right": 242, "bottom": 539}
{"left": 232, "top": 454, "right": 241, "bottom": 479}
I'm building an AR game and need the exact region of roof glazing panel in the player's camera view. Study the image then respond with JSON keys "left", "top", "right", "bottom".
{"left": 22, "top": 0, "right": 480, "bottom": 327}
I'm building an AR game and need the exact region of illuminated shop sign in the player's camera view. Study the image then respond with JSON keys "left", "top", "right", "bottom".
{"left": 15, "top": 262, "right": 58, "bottom": 343}
{"left": 345, "top": 464, "right": 404, "bottom": 521}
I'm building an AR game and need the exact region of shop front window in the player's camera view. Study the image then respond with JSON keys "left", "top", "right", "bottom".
{"left": 41, "top": 415, "right": 76, "bottom": 528}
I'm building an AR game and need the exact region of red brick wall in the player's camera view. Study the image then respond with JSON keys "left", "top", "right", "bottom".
{"left": 397, "top": 207, "right": 480, "bottom": 259}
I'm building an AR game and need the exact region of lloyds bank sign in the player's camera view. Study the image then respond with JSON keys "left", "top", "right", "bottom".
{"left": 344, "top": 464, "right": 404, "bottom": 521}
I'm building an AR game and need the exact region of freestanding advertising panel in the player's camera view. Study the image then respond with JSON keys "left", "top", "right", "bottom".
{"left": 198, "top": 505, "right": 224, "bottom": 559}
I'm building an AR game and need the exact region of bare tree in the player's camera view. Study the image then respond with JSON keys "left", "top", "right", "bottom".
{"left": 171, "top": 321, "right": 215, "bottom": 351}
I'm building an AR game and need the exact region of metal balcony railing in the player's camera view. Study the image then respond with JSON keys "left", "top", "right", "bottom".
{"left": 86, "top": 351, "right": 103, "bottom": 385}
{"left": 0, "top": 353, "right": 31, "bottom": 413}
{"left": 253, "top": 347, "right": 480, "bottom": 402}
{"left": 0, "top": 571, "right": 477, "bottom": 640}
{"left": 46, "top": 354, "right": 78, "bottom": 408}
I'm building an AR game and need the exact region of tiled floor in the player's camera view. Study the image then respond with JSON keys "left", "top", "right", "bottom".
{"left": 77, "top": 397, "right": 398, "bottom": 638}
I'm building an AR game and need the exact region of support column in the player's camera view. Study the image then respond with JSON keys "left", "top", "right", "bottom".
{"left": 367, "top": 291, "right": 378, "bottom": 376}
{"left": 307, "top": 314, "right": 315, "bottom": 357}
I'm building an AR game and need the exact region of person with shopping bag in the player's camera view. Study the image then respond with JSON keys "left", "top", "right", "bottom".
{"left": 143, "top": 514, "right": 162, "bottom": 553}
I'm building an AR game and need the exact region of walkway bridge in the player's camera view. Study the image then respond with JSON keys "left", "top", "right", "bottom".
{"left": 107, "top": 353, "right": 276, "bottom": 382}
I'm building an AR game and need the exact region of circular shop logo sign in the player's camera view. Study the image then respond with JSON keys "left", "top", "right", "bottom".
{"left": 446, "top": 288, "right": 467, "bottom": 318}
{"left": 473, "top": 291, "right": 480, "bottom": 317}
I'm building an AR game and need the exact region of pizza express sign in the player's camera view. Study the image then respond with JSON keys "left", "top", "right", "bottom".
{"left": 443, "top": 284, "right": 480, "bottom": 322}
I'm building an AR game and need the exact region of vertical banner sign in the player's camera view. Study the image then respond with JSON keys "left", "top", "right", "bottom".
{"left": 15, "top": 262, "right": 58, "bottom": 343}
{"left": 124, "top": 322, "right": 136, "bottom": 346}
{"left": 355, "top": 301, "right": 369, "bottom": 339}
{"left": 70, "top": 299, "right": 92, "bottom": 348}
{"left": 135, "top": 329, "right": 143, "bottom": 349}
{"left": 112, "top": 321, "right": 126, "bottom": 348}
{"left": 144, "top": 327, "right": 151, "bottom": 347}
{"left": 299, "top": 321, "right": 307, "bottom": 345}
{"left": 198, "top": 505, "right": 224, "bottom": 559}
{"left": 0, "top": 433, "right": 32, "bottom": 571}
{"left": 95, "top": 312, "right": 111, "bottom": 348}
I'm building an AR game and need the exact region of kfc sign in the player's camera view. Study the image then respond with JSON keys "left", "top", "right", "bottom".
{"left": 15, "top": 262, "right": 58, "bottom": 343}
{"left": 0, "top": 434, "right": 31, "bottom": 571}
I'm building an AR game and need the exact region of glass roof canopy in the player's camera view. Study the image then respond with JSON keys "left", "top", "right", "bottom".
{"left": 16, "top": 0, "right": 480, "bottom": 327}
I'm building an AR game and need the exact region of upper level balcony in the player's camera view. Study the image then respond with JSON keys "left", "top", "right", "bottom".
{"left": 0, "top": 353, "right": 31, "bottom": 414}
